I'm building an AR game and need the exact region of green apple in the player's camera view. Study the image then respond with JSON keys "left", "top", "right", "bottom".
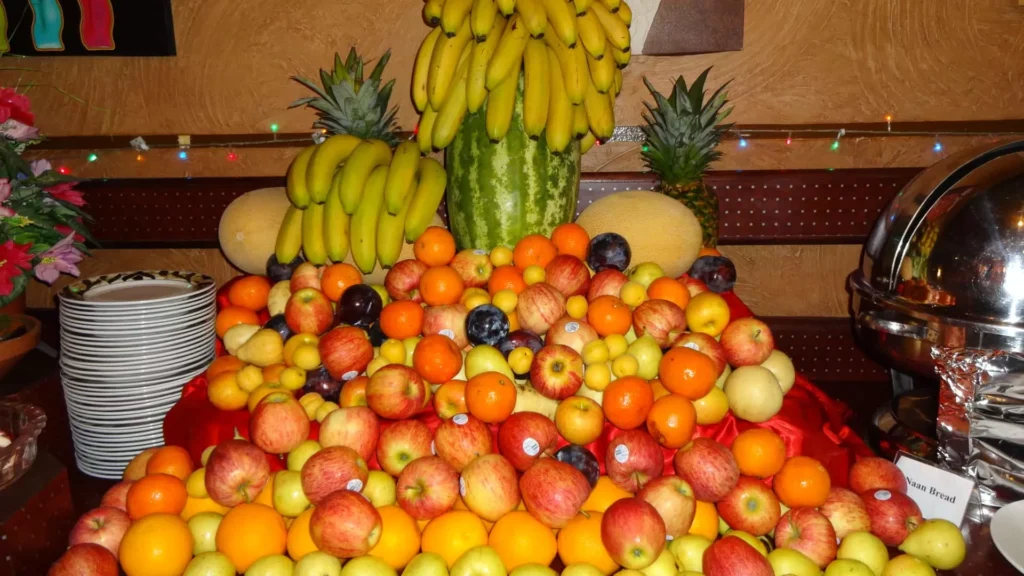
{"left": 294, "top": 551, "right": 342, "bottom": 576}
{"left": 880, "top": 555, "right": 935, "bottom": 576}
{"left": 288, "top": 440, "right": 322, "bottom": 471}
{"left": 187, "top": 512, "right": 223, "bottom": 555}
{"left": 370, "top": 284, "right": 391, "bottom": 306}
{"left": 767, "top": 548, "right": 822, "bottom": 576}
{"left": 339, "top": 555, "right": 397, "bottom": 576}
{"left": 624, "top": 326, "right": 638, "bottom": 344}
{"left": 897, "top": 519, "right": 966, "bottom": 570}
{"left": 724, "top": 530, "right": 767, "bottom": 557}
{"left": 450, "top": 546, "right": 507, "bottom": 576}
{"left": 718, "top": 516, "right": 732, "bottom": 536}
{"left": 714, "top": 364, "right": 731, "bottom": 389}
{"left": 837, "top": 531, "right": 888, "bottom": 576}
{"left": 465, "top": 345, "right": 515, "bottom": 380}
{"left": 184, "top": 552, "right": 235, "bottom": 576}
{"left": 628, "top": 262, "right": 665, "bottom": 288}
{"left": 627, "top": 335, "right": 662, "bottom": 380}
{"left": 362, "top": 470, "right": 397, "bottom": 507}
{"left": 509, "top": 564, "right": 557, "bottom": 576}
{"left": 245, "top": 554, "right": 294, "bottom": 576}
{"left": 404, "top": 552, "right": 450, "bottom": 576}
{"left": 825, "top": 559, "right": 875, "bottom": 576}
{"left": 668, "top": 534, "right": 712, "bottom": 572}
{"left": 561, "top": 565, "right": 604, "bottom": 576}
{"left": 273, "top": 470, "right": 311, "bottom": 517}
{"left": 640, "top": 549, "right": 677, "bottom": 576}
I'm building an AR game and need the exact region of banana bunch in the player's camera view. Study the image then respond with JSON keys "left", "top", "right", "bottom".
{"left": 414, "top": 0, "right": 631, "bottom": 155}
{"left": 275, "top": 137, "right": 447, "bottom": 273}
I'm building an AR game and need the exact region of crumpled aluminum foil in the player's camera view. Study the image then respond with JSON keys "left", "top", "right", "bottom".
{"left": 933, "top": 347, "right": 1024, "bottom": 507}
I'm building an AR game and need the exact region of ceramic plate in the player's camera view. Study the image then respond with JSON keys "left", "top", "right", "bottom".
{"left": 59, "top": 306, "right": 215, "bottom": 332}
{"left": 58, "top": 292, "right": 216, "bottom": 317}
{"left": 59, "top": 314, "right": 215, "bottom": 339}
{"left": 59, "top": 338, "right": 215, "bottom": 370}
{"left": 992, "top": 499, "right": 1024, "bottom": 572}
{"left": 59, "top": 270, "right": 215, "bottom": 305}
{"left": 60, "top": 334, "right": 216, "bottom": 363}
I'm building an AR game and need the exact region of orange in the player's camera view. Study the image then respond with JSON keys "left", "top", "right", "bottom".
{"left": 118, "top": 513, "right": 193, "bottom": 576}
{"left": 647, "top": 277, "right": 691, "bottom": 310}
{"left": 587, "top": 295, "right": 633, "bottom": 336}
{"left": 507, "top": 309, "right": 520, "bottom": 331}
{"left": 646, "top": 394, "right": 697, "bottom": 449}
{"left": 602, "top": 376, "right": 655, "bottom": 430}
{"left": 380, "top": 300, "right": 426, "bottom": 340}
{"left": 413, "top": 334, "right": 463, "bottom": 384}
{"left": 206, "top": 355, "right": 245, "bottom": 380}
{"left": 772, "top": 456, "right": 832, "bottom": 508}
{"left": 688, "top": 500, "right": 719, "bottom": 540}
{"left": 320, "top": 263, "right": 363, "bottom": 302}
{"left": 421, "top": 510, "right": 489, "bottom": 568}
{"left": 732, "top": 428, "right": 788, "bottom": 479}
{"left": 582, "top": 476, "right": 633, "bottom": 512}
{"left": 287, "top": 508, "right": 319, "bottom": 560}
{"left": 557, "top": 511, "right": 618, "bottom": 574}
{"left": 698, "top": 247, "right": 723, "bottom": 257}
{"left": 434, "top": 380, "right": 468, "bottom": 419}
{"left": 207, "top": 371, "right": 248, "bottom": 411}
{"left": 216, "top": 306, "right": 260, "bottom": 338}
{"left": 228, "top": 276, "right": 272, "bottom": 311}
{"left": 253, "top": 472, "right": 275, "bottom": 508}
{"left": 180, "top": 496, "right": 229, "bottom": 520}
{"left": 650, "top": 378, "right": 670, "bottom": 400}
{"left": 126, "top": 473, "right": 188, "bottom": 520}
{"left": 489, "top": 510, "right": 557, "bottom": 571}
{"left": 658, "top": 347, "right": 718, "bottom": 400}
{"left": 550, "top": 223, "right": 591, "bottom": 260}
{"left": 216, "top": 503, "right": 288, "bottom": 572}
{"left": 488, "top": 265, "right": 527, "bottom": 295}
{"left": 513, "top": 234, "right": 558, "bottom": 270}
{"left": 420, "top": 266, "right": 465, "bottom": 306}
{"left": 465, "top": 371, "right": 517, "bottom": 424}
{"left": 145, "top": 446, "right": 194, "bottom": 481}
{"left": 368, "top": 505, "right": 421, "bottom": 569}
{"left": 123, "top": 447, "right": 160, "bottom": 481}
{"left": 340, "top": 376, "right": 369, "bottom": 407}
{"left": 415, "top": 226, "right": 457, "bottom": 266}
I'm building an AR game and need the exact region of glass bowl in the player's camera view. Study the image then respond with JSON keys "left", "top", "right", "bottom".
{"left": 0, "top": 402, "right": 46, "bottom": 490}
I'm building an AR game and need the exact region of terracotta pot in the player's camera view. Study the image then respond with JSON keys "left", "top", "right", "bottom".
{"left": 0, "top": 292, "right": 26, "bottom": 315}
{"left": 0, "top": 314, "right": 40, "bottom": 380}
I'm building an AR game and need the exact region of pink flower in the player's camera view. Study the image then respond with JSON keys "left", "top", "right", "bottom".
{"left": 0, "top": 88, "right": 34, "bottom": 126}
{"left": 54, "top": 224, "right": 86, "bottom": 243}
{"left": 47, "top": 182, "right": 85, "bottom": 206}
{"left": 0, "top": 240, "right": 34, "bottom": 296}
{"left": 30, "top": 159, "right": 51, "bottom": 176}
{"left": 33, "top": 234, "right": 82, "bottom": 285}
{"left": 0, "top": 119, "right": 39, "bottom": 141}
{"left": 0, "top": 179, "right": 10, "bottom": 204}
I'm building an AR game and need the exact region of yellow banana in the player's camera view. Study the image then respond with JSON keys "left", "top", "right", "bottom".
{"left": 350, "top": 165, "right": 389, "bottom": 274}
{"left": 286, "top": 146, "right": 316, "bottom": 208}
{"left": 545, "top": 46, "right": 574, "bottom": 153}
{"left": 428, "top": 18, "right": 473, "bottom": 111}
{"left": 576, "top": 9, "right": 606, "bottom": 60}
{"left": 572, "top": 102, "right": 589, "bottom": 139}
{"left": 584, "top": 81, "right": 614, "bottom": 139}
{"left": 405, "top": 158, "right": 447, "bottom": 242}
{"left": 522, "top": 39, "right": 549, "bottom": 138}
{"left": 580, "top": 130, "right": 597, "bottom": 154}
{"left": 618, "top": 0, "right": 631, "bottom": 26}
{"left": 384, "top": 141, "right": 422, "bottom": 215}
{"left": 588, "top": 44, "right": 615, "bottom": 93}
{"left": 417, "top": 106, "right": 439, "bottom": 154}
{"left": 514, "top": 0, "right": 547, "bottom": 38}
{"left": 610, "top": 43, "right": 630, "bottom": 68}
{"left": 339, "top": 139, "right": 392, "bottom": 214}
{"left": 413, "top": 27, "right": 443, "bottom": 112}
{"left": 471, "top": 0, "right": 497, "bottom": 40}
{"left": 442, "top": 0, "right": 473, "bottom": 36}
{"left": 541, "top": 0, "right": 577, "bottom": 47}
{"left": 467, "top": 16, "right": 507, "bottom": 113}
{"left": 433, "top": 48, "right": 474, "bottom": 149}
{"left": 486, "top": 14, "right": 529, "bottom": 91}
{"left": 613, "top": 67, "right": 622, "bottom": 95}
{"left": 275, "top": 205, "right": 304, "bottom": 263}
{"left": 496, "top": 0, "right": 516, "bottom": 16}
{"left": 302, "top": 202, "right": 328, "bottom": 265}
{"left": 572, "top": 0, "right": 592, "bottom": 15}
{"left": 486, "top": 57, "right": 521, "bottom": 141}
{"left": 323, "top": 170, "right": 350, "bottom": 263}
{"left": 424, "top": 0, "right": 444, "bottom": 26}
{"left": 599, "top": 0, "right": 619, "bottom": 12}
{"left": 377, "top": 178, "right": 416, "bottom": 267}
{"left": 305, "top": 134, "right": 362, "bottom": 203}
{"left": 590, "top": 2, "right": 629, "bottom": 51}
{"left": 544, "top": 33, "right": 587, "bottom": 105}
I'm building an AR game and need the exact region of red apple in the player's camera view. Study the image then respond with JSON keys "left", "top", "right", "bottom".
{"left": 319, "top": 405, "right": 380, "bottom": 462}
{"left": 545, "top": 316, "right": 599, "bottom": 354}
{"left": 433, "top": 413, "right": 493, "bottom": 472}
{"left": 860, "top": 489, "right": 923, "bottom": 546}
{"left": 205, "top": 439, "right": 271, "bottom": 507}
{"left": 703, "top": 533, "right": 773, "bottom": 576}
{"left": 520, "top": 459, "right": 591, "bottom": 528}
{"left": 49, "top": 543, "right": 119, "bottom": 576}
{"left": 396, "top": 455, "right": 460, "bottom": 520}
{"left": 820, "top": 487, "right": 871, "bottom": 539}
{"left": 720, "top": 318, "right": 775, "bottom": 367}
{"left": 310, "top": 489, "right": 383, "bottom": 558}
{"left": 588, "top": 269, "right": 629, "bottom": 301}
{"left": 451, "top": 249, "right": 494, "bottom": 288}
{"left": 517, "top": 282, "right": 567, "bottom": 334}
{"left": 461, "top": 454, "right": 521, "bottom": 521}
{"left": 300, "top": 446, "right": 369, "bottom": 505}
{"left": 672, "top": 437, "right": 740, "bottom": 502}
{"left": 678, "top": 274, "right": 709, "bottom": 297}
{"left": 633, "top": 299, "right": 688, "bottom": 347}
{"left": 637, "top": 475, "right": 696, "bottom": 537}
{"left": 497, "top": 411, "right": 559, "bottom": 471}
{"left": 849, "top": 457, "right": 908, "bottom": 494}
{"left": 367, "top": 364, "right": 430, "bottom": 420}
{"left": 672, "top": 332, "right": 727, "bottom": 377}
{"left": 545, "top": 255, "right": 591, "bottom": 297}
{"left": 377, "top": 419, "right": 434, "bottom": 476}
{"left": 290, "top": 262, "right": 322, "bottom": 292}
{"left": 250, "top": 393, "right": 311, "bottom": 454}
{"left": 99, "top": 480, "right": 133, "bottom": 512}
{"left": 68, "top": 507, "right": 131, "bottom": 556}
{"left": 530, "top": 344, "right": 584, "bottom": 400}
{"left": 606, "top": 429, "right": 664, "bottom": 492}
{"left": 716, "top": 476, "right": 781, "bottom": 536}
{"left": 774, "top": 507, "right": 838, "bottom": 568}
{"left": 422, "top": 304, "right": 470, "bottom": 349}
{"left": 319, "top": 326, "right": 373, "bottom": 381}
{"left": 385, "top": 259, "right": 428, "bottom": 302}
{"left": 600, "top": 497, "right": 667, "bottom": 570}
{"left": 285, "top": 287, "right": 335, "bottom": 335}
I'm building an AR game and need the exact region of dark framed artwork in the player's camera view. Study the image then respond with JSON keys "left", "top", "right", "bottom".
{"left": 0, "top": 0, "right": 175, "bottom": 56}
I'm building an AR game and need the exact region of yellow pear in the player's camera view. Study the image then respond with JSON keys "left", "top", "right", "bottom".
{"left": 237, "top": 329, "right": 284, "bottom": 367}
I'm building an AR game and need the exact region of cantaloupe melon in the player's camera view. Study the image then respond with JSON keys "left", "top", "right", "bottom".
{"left": 575, "top": 191, "right": 702, "bottom": 278}
{"left": 219, "top": 187, "right": 292, "bottom": 275}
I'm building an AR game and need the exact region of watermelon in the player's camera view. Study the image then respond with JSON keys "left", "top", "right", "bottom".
{"left": 446, "top": 84, "right": 581, "bottom": 251}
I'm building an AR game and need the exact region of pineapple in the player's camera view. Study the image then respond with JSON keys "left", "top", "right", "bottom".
{"left": 289, "top": 48, "right": 400, "bottom": 145}
{"left": 640, "top": 68, "right": 733, "bottom": 247}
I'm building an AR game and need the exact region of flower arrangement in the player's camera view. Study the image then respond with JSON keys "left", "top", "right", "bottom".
{"left": 0, "top": 88, "right": 91, "bottom": 309}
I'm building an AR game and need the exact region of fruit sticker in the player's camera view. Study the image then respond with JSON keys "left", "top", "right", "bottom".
{"left": 523, "top": 438, "right": 540, "bottom": 456}
{"left": 453, "top": 414, "right": 469, "bottom": 426}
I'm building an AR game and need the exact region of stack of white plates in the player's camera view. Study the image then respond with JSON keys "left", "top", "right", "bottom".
{"left": 58, "top": 271, "right": 217, "bottom": 478}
